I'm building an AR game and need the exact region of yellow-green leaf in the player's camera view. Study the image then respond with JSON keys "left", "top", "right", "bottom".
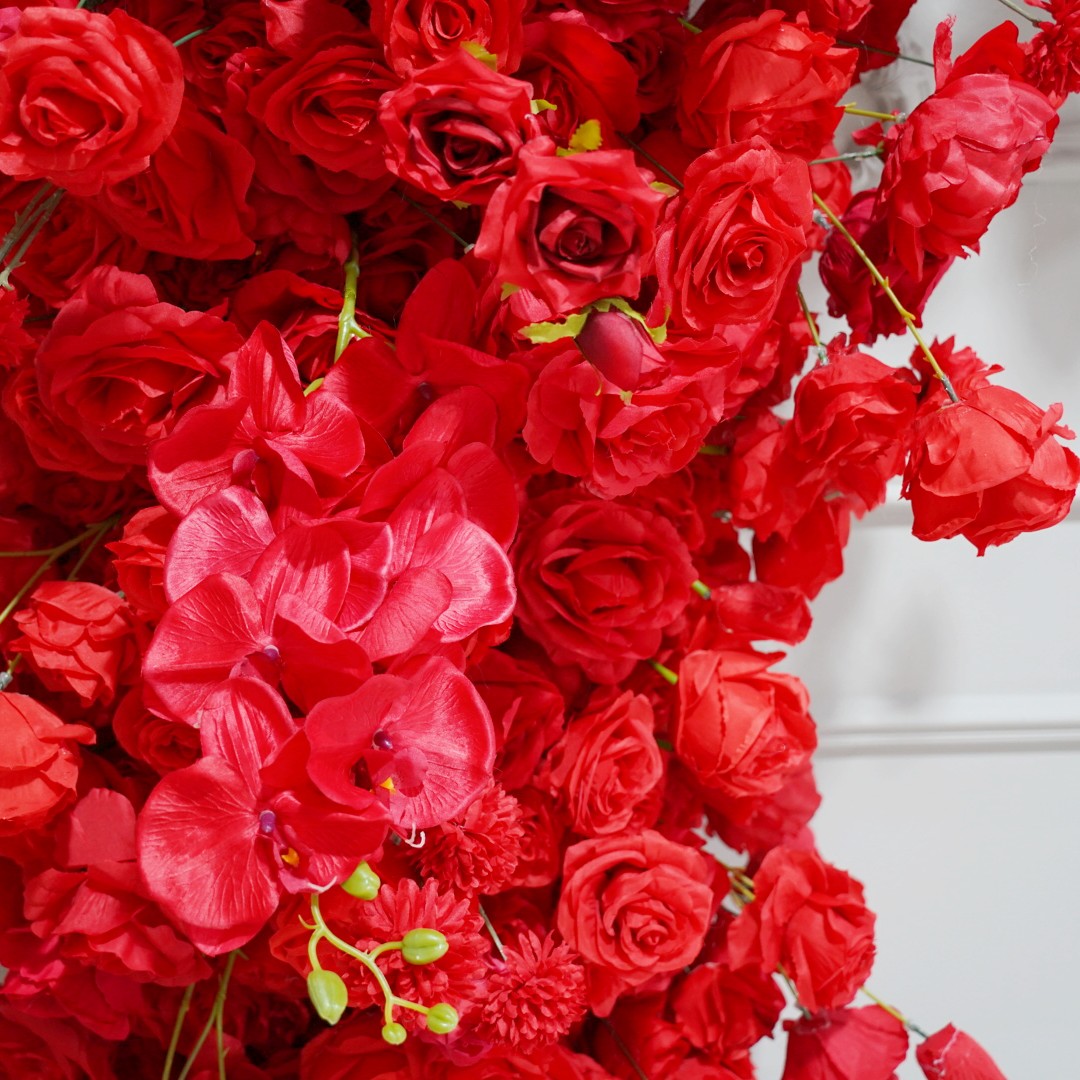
{"left": 461, "top": 41, "right": 498, "bottom": 70}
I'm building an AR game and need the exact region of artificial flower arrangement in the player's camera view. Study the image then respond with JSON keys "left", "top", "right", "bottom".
{"left": 0, "top": 0, "right": 1076, "bottom": 1076}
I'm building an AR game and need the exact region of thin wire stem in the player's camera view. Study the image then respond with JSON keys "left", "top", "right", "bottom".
{"left": 992, "top": 0, "right": 1042, "bottom": 24}
{"left": 478, "top": 903, "right": 507, "bottom": 961}
{"left": 162, "top": 983, "right": 195, "bottom": 1080}
{"left": 176, "top": 953, "right": 237, "bottom": 1080}
{"left": 835, "top": 40, "right": 934, "bottom": 67}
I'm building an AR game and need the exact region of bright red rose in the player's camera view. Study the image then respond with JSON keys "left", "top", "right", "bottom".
{"left": 473, "top": 139, "right": 665, "bottom": 316}
{"left": 111, "top": 685, "right": 200, "bottom": 775}
{"left": 371, "top": 0, "right": 526, "bottom": 74}
{"left": 105, "top": 505, "right": 176, "bottom": 623}
{"left": 727, "top": 847, "right": 876, "bottom": 1012}
{"left": 0, "top": 693, "right": 93, "bottom": 837}
{"left": 675, "top": 648, "right": 817, "bottom": 802}
{"left": 246, "top": 31, "right": 396, "bottom": 180}
{"left": 878, "top": 32, "right": 1057, "bottom": 277}
{"left": 11, "top": 582, "right": 141, "bottom": 707}
{"left": 97, "top": 102, "right": 256, "bottom": 261}
{"left": 916, "top": 1024, "right": 1007, "bottom": 1080}
{"left": 653, "top": 139, "right": 812, "bottom": 333}
{"left": 548, "top": 689, "right": 664, "bottom": 838}
{"left": 512, "top": 490, "right": 696, "bottom": 683}
{"left": 557, "top": 830, "right": 715, "bottom": 1015}
{"left": 781, "top": 1007, "right": 908, "bottom": 1080}
{"left": 32, "top": 266, "right": 241, "bottom": 469}
{"left": 592, "top": 992, "right": 692, "bottom": 1079}
{"left": 379, "top": 52, "right": 535, "bottom": 205}
{"left": 0, "top": 8, "right": 183, "bottom": 195}
{"left": 677, "top": 13, "right": 856, "bottom": 159}
{"left": 903, "top": 384, "right": 1080, "bottom": 553}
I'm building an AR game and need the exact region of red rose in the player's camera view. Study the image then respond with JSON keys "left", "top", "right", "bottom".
{"left": 672, "top": 961, "right": 785, "bottom": 1056}
{"left": 105, "top": 505, "right": 176, "bottom": 623}
{"left": 548, "top": 689, "right": 664, "bottom": 837}
{"left": 512, "top": 490, "right": 696, "bottom": 683}
{"left": 523, "top": 313, "right": 727, "bottom": 498}
{"left": 111, "top": 685, "right": 199, "bottom": 775}
{"left": 916, "top": 1024, "right": 1007, "bottom": 1080}
{"left": 727, "top": 847, "right": 876, "bottom": 1012}
{"left": 379, "top": 53, "right": 535, "bottom": 205}
{"left": 878, "top": 43, "right": 1057, "bottom": 277}
{"left": 0, "top": 693, "right": 93, "bottom": 837}
{"left": 781, "top": 1007, "right": 908, "bottom": 1080}
{"left": 246, "top": 31, "right": 396, "bottom": 180}
{"left": 653, "top": 139, "right": 812, "bottom": 333}
{"left": 371, "top": 0, "right": 526, "bottom": 75}
{"left": 11, "top": 582, "right": 141, "bottom": 707}
{"left": 0, "top": 8, "right": 183, "bottom": 195}
{"left": 473, "top": 139, "right": 666, "bottom": 316}
{"left": 677, "top": 13, "right": 855, "bottom": 159}
{"left": 902, "top": 384, "right": 1080, "bottom": 554}
{"left": 97, "top": 102, "right": 256, "bottom": 261}
{"left": 32, "top": 266, "right": 242, "bottom": 469}
{"left": 557, "top": 830, "right": 714, "bottom": 1015}
{"left": 675, "top": 648, "right": 817, "bottom": 802}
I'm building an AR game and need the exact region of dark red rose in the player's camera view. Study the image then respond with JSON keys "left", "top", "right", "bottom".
{"left": 0, "top": 693, "right": 93, "bottom": 837}
{"left": 727, "top": 847, "right": 876, "bottom": 1012}
{"left": 767, "top": 0, "right": 872, "bottom": 39}
{"left": 903, "top": 384, "right": 1080, "bottom": 554}
{"left": 11, "top": 582, "right": 141, "bottom": 707}
{"left": 615, "top": 14, "right": 691, "bottom": 115}
{"left": 0, "top": 8, "right": 183, "bottom": 195}
{"left": 557, "top": 830, "right": 715, "bottom": 1015}
{"left": 675, "top": 648, "right": 817, "bottom": 802}
{"left": 379, "top": 52, "right": 535, "bottom": 205}
{"left": 653, "top": 139, "right": 811, "bottom": 333}
{"left": 917, "top": 1024, "right": 1007, "bottom": 1080}
{"left": 245, "top": 30, "right": 396, "bottom": 185}
{"left": 781, "top": 1007, "right": 908, "bottom": 1080}
{"left": 371, "top": 0, "right": 526, "bottom": 75}
{"left": 33, "top": 266, "right": 242, "bottom": 469}
{"left": 677, "top": 13, "right": 856, "bottom": 160}
{"left": 474, "top": 139, "right": 665, "bottom": 316}
{"left": 97, "top": 102, "right": 256, "bottom": 261}
{"left": 878, "top": 27, "right": 1057, "bottom": 277}
{"left": 513, "top": 490, "right": 697, "bottom": 683}
{"left": 548, "top": 689, "right": 664, "bottom": 838}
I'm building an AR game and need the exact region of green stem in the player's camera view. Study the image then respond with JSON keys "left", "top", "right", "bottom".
{"left": 860, "top": 987, "right": 930, "bottom": 1038}
{"left": 478, "top": 903, "right": 506, "bottom": 961}
{"left": 600, "top": 1018, "right": 651, "bottom": 1080}
{"left": 0, "top": 181, "right": 54, "bottom": 266}
{"left": 812, "top": 193, "right": 959, "bottom": 402}
{"left": 334, "top": 245, "right": 363, "bottom": 361}
{"left": 176, "top": 953, "right": 237, "bottom": 1080}
{"left": 842, "top": 105, "right": 904, "bottom": 123}
{"left": 162, "top": 983, "right": 195, "bottom": 1080}
{"left": 400, "top": 193, "right": 471, "bottom": 250}
{"left": 620, "top": 135, "right": 684, "bottom": 190}
{"left": 796, "top": 284, "right": 826, "bottom": 360}
{"left": 778, "top": 964, "right": 812, "bottom": 1019}
{"left": 835, "top": 40, "right": 934, "bottom": 67}
{"left": 992, "top": 0, "right": 1042, "bottom": 24}
{"left": 691, "top": 579, "right": 712, "bottom": 600}
{"left": 650, "top": 660, "right": 679, "bottom": 686}
{"left": 810, "top": 149, "right": 884, "bottom": 166}
{"left": 65, "top": 516, "right": 117, "bottom": 582}
{"left": 0, "top": 189, "right": 64, "bottom": 290}
{"left": 173, "top": 29, "right": 210, "bottom": 48}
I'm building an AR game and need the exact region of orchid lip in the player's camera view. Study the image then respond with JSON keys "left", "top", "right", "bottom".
{"left": 261, "top": 644, "right": 281, "bottom": 663}
{"left": 372, "top": 729, "right": 394, "bottom": 750}
{"left": 258, "top": 810, "right": 276, "bottom": 836}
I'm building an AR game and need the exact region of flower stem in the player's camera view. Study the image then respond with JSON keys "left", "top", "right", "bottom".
{"left": 835, "top": 40, "right": 934, "bottom": 67}
{"left": 478, "top": 902, "right": 507, "bottom": 961}
{"left": 842, "top": 105, "right": 904, "bottom": 122}
{"left": 650, "top": 659, "right": 679, "bottom": 686}
{"left": 810, "top": 148, "right": 884, "bottom": 166}
{"left": 161, "top": 982, "right": 195, "bottom": 1080}
{"left": 992, "top": 0, "right": 1042, "bottom": 24}
{"left": 811, "top": 193, "right": 959, "bottom": 402}
{"left": 173, "top": 29, "right": 210, "bottom": 48}
{"left": 176, "top": 953, "right": 237, "bottom": 1080}
{"left": 400, "top": 193, "right": 471, "bottom": 251}
{"left": 334, "top": 244, "right": 367, "bottom": 361}
{"left": 600, "top": 1018, "right": 651, "bottom": 1080}
{"left": 860, "top": 986, "right": 930, "bottom": 1038}
{"left": 621, "top": 135, "right": 684, "bottom": 190}
{"left": 0, "top": 189, "right": 65, "bottom": 290}
{"left": 796, "top": 284, "right": 826, "bottom": 362}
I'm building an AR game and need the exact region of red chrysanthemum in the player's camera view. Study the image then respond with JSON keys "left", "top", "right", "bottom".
{"left": 1026, "top": 0, "right": 1080, "bottom": 106}
{"left": 473, "top": 930, "right": 586, "bottom": 1052}
{"left": 419, "top": 784, "right": 525, "bottom": 895}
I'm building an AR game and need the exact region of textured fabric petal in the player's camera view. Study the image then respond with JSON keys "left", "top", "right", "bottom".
{"left": 229, "top": 322, "right": 305, "bottom": 434}
{"left": 250, "top": 523, "right": 351, "bottom": 621}
{"left": 357, "top": 566, "right": 453, "bottom": 662}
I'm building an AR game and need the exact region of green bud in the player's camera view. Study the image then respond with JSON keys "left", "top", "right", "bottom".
{"left": 381, "top": 1021, "right": 407, "bottom": 1045}
{"left": 341, "top": 861, "right": 381, "bottom": 900}
{"left": 401, "top": 927, "right": 449, "bottom": 965}
{"left": 425, "top": 1002, "right": 459, "bottom": 1035}
{"left": 307, "top": 968, "right": 348, "bottom": 1025}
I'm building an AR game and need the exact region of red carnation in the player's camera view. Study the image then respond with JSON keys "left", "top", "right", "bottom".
{"left": 917, "top": 1024, "right": 1008, "bottom": 1079}
{"left": 727, "top": 847, "right": 876, "bottom": 1012}
{"left": 474, "top": 930, "right": 587, "bottom": 1052}
{"left": 11, "top": 582, "right": 141, "bottom": 707}
{"left": 0, "top": 8, "right": 183, "bottom": 195}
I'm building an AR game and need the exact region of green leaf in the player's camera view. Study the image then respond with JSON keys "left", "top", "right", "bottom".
{"left": 519, "top": 310, "right": 589, "bottom": 343}
{"left": 461, "top": 41, "right": 498, "bottom": 70}
{"left": 499, "top": 282, "right": 520, "bottom": 301}
{"left": 531, "top": 98, "right": 558, "bottom": 114}
{"left": 557, "top": 119, "right": 603, "bottom": 155}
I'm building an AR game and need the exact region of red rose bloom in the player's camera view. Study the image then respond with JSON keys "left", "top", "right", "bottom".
{"left": 916, "top": 1024, "right": 1007, "bottom": 1080}
{"left": 513, "top": 490, "right": 696, "bottom": 683}
{"left": 726, "top": 847, "right": 876, "bottom": 1012}
{"left": 0, "top": 8, "right": 183, "bottom": 195}
{"left": 105, "top": 505, "right": 176, "bottom": 623}
{"left": 473, "top": 139, "right": 665, "bottom": 316}
{"left": 654, "top": 139, "right": 812, "bottom": 333}
{"left": 903, "top": 384, "right": 1080, "bottom": 554}
{"left": 677, "top": 12, "right": 855, "bottom": 159}
{"left": 0, "top": 693, "right": 93, "bottom": 837}
{"left": 379, "top": 52, "right": 535, "bottom": 205}
{"left": 11, "top": 582, "right": 141, "bottom": 707}
{"left": 781, "top": 1007, "right": 908, "bottom": 1080}
{"left": 32, "top": 266, "right": 242, "bottom": 470}
{"left": 548, "top": 689, "right": 664, "bottom": 838}
{"left": 557, "top": 830, "right": 715, "bottom": 1015}
{"left": 675, "top": 648, "right": 817, "bottom": 802}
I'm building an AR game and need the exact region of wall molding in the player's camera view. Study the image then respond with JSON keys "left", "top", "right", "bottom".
{"left": 818, "top": 719, "right": 1080, "bottom": 756}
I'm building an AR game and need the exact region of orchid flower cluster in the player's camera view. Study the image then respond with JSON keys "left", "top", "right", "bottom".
{"left": 0, "top": 0, "right": 1077, "bottom": 1077}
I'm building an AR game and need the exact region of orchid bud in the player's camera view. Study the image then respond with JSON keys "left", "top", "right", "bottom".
{"left": 382, "top": 1021, "right": 407, "bottom": 1045}
{"left": 307, "top": 968, "right": 348, "bottom": 1025}
{"left": 402, "top": 927, "right": 449, "bottom": 965}
{"left": 341, "top": 861, "right": 381, "bottom": 900}
{"left": 425, "top": 1002, "right": 460, "bottom": 1034}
